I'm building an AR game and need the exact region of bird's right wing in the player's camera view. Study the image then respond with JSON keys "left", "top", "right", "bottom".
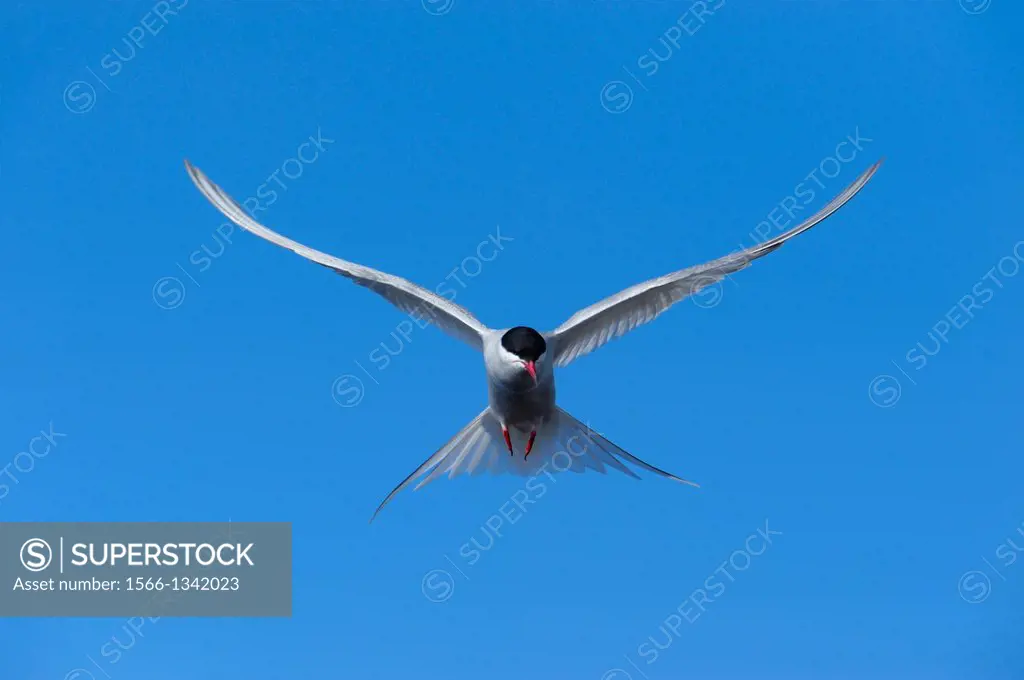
{"left": 184, "top": 160, "right": 491, "bottom": 351}
{"left": 547, "top": 159, "right": 883, "bottom": 367}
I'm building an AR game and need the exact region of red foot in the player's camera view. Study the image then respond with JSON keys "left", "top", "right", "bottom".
{"left": 502, "top": 426, "right": 513, "bottom": 456}
{"left": 524, "top": 430, "right": 537, "bottom": 460}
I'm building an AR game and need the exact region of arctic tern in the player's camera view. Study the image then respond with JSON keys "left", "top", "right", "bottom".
{"left": 184, "top": 158, "right": 883, "bottom": 520}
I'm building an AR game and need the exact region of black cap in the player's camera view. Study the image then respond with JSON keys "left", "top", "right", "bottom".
{"left": 501, "top": 326, "right": 546, "bottom": 362}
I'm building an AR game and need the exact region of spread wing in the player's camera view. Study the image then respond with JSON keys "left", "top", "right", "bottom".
{"left": 548, "top": 159, "right": 883, "bottom": 367}
{"left": 184, "top": 160, "right": 490, "bottom": 351}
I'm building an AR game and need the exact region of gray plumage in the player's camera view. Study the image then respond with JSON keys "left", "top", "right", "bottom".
{"left": 183, "top": 157, "right": 884, "bottom": 520}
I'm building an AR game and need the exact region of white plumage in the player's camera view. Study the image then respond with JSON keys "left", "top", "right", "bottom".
{"left": 183, "top": 158, "right": 884, "bottom": 520}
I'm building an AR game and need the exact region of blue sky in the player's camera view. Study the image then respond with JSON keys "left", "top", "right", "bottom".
{"left": 2, "top": 1, "right": 1023, "bottom": 678}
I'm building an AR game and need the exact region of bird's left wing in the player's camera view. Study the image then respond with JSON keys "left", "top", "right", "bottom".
{"left": 547, "top": 159, "right": 884, "bottom": 367}
{"left": 184, "top": 160, "right": 490, "bottom": 351}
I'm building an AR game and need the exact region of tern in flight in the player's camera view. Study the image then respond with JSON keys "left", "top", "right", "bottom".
{"left": 184, "top": 158, "right": 883, "bottom": 520}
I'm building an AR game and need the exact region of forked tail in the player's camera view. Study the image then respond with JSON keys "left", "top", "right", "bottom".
{"left": 370, "top": 407, "right": 697, "bottom": 521}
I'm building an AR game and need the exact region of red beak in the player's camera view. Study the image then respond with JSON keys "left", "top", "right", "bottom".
{"left": 524, "top": 361, "right": 537, "bottom": 383}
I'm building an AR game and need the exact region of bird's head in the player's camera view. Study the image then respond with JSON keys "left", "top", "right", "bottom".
{"left": 499, "top": 326, "right": 547, "bottom": 386}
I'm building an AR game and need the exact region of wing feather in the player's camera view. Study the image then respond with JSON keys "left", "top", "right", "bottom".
{"left": 184, "top": 160, "right": 490, "bottom": 351}
{"left": 548, "top": 160, "right": 884, "bottom": 366}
